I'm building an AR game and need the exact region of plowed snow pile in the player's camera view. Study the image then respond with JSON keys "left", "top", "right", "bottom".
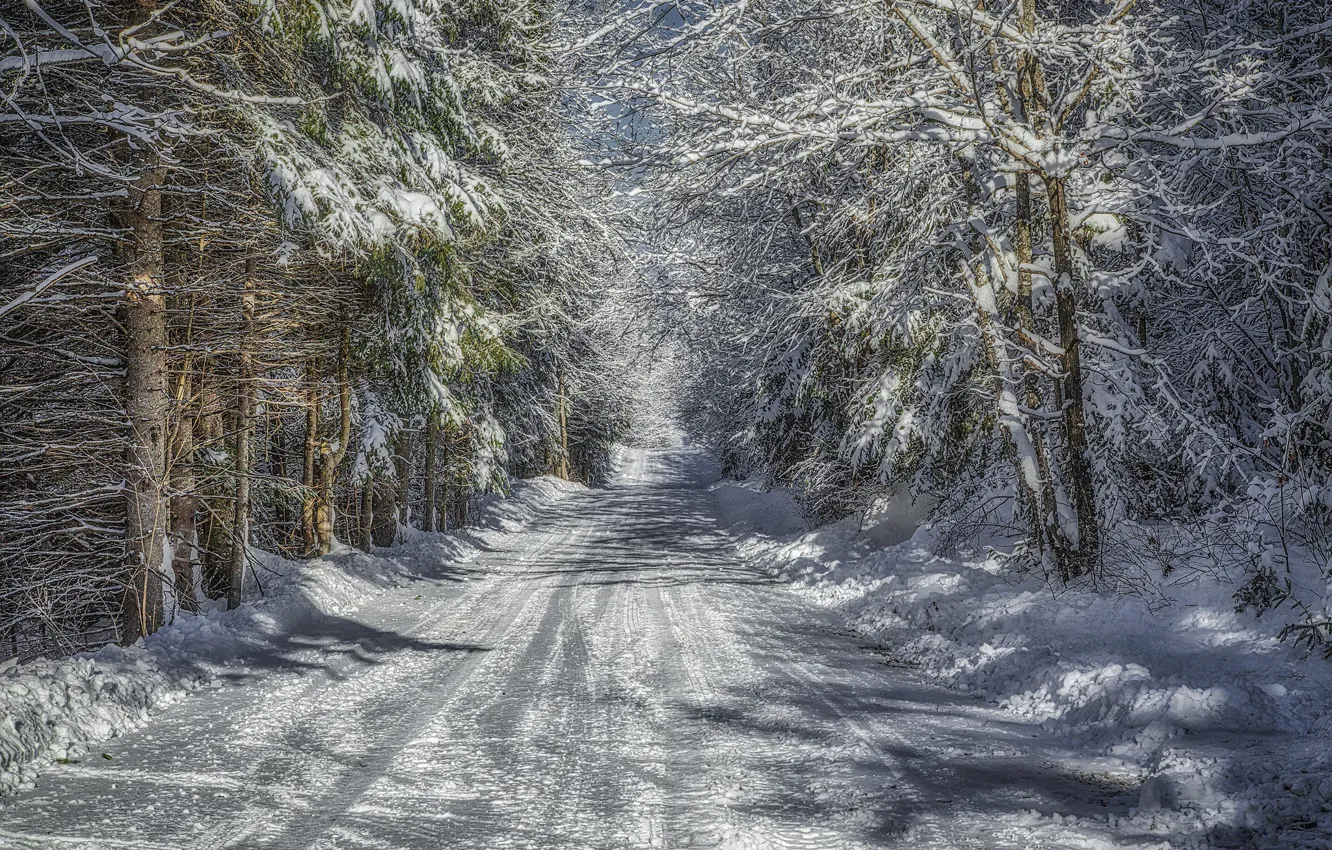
{"left": 0, "top": 476, "right": 579, "bottom": 796}
{"left": 715, "top": 482, "right": 1332, "bottom": 848}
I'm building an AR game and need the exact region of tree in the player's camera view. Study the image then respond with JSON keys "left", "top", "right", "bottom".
{"left": 588, "top": 0, "right": 1332, "bottom": 586}
{"left": 1, "top": 0, "right": 636, "bottom": 651}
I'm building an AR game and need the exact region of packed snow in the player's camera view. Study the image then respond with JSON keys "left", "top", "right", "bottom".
{"left": 2, "top": 449, "right": 1331, "bottom": 849}
{"left": 0, "top": 476, "right": 580, "bottom": 798}
{"left": 720, "top": 484, "right": 1332, "bottom": 848}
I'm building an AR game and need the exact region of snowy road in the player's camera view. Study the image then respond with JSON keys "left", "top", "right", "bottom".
{"left": 0, "top": 450, "right": 1159, "bottom": 849}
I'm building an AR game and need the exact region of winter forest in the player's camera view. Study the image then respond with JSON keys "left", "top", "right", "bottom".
{"left": 1, "top": 0, "right": 641, "bottom": 649}
{"left": 3, "top": 0, "right": 1332, "bottom": 848}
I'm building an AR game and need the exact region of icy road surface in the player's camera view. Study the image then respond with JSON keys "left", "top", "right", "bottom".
{"left": 0, "top": 449, "right": 1158, "bottom": 849}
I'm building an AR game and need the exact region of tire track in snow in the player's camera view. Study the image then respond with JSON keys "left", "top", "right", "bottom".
{"left": 616, "top": 582, "right": 672, "bottom": 849}
{"left": 0, "top": 449, "right": 1153, "bottom": 850}
{"left": 661, "top": 508, "right": 887, "bottom": 850}
{"left": 585, "top": 518, "right": 678, "bottom": 849}
{"left": 296, "top": 517, "right": 611, "bottom": 850}
{"left": 195, "top": 519, "right": 577, "bottom": 850}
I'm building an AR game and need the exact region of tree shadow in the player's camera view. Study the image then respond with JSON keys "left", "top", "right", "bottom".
{"left": 671, "top": 675, "right": 1164, "bottom": 847}
{"left": 212, "top": 613, "right": 491, "bottom": 685}
{"left": 658, "top": 596, "right": 1177, "bottom": 848}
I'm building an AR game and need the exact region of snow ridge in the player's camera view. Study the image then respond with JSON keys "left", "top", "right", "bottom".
{"left": 719, "top": 489, "right": 1332, "bottom": 847}
{"left": 0, "top": 476, "right": 579, "bottom": 797}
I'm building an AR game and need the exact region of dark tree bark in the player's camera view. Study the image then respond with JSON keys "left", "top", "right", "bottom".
{"left": 195, "top": 375, "right": 231, "bottom": 599}
{"left": 393, "top": 429, "right": 413, "bottom": 528}
{"left": 371, "top": 478, "right": 398, "bottom": 547}
{"left": 315, "top": 326, "right": 351, "bottom": 554}
{"left": 168, "top": 367, "right": 199, "bottom": 614}
{"left": 438, "top": 427, "right": 452, "bottom": 532}
{"left": 120, "top": 159, "right": 169, "bottom": 643}
{"left": 302, "top": 361, "right": 319, "bottom": 555}
{"left": 555, "top": 371, "right": 571, "bottom": 480}
{"left": 359, "top": 480, "right": 375, "bottom": 551}
{"left": 1046, "top": 176, "right": 1100, "bottom": 576}
{"left": 424, "top": 415, "right": 439, "bottom": 532}
{"left": 229, "top": 253, "right": 257, "bottom": 609}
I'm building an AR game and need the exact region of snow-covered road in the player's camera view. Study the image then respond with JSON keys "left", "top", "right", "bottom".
{"left": 0, "top": 449, "right": 1158, "bottom": 849}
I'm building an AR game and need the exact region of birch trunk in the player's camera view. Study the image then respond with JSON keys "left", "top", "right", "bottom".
{"left": 956, "top": 160, "right": 1047, "bottom": 549}
{"left": 1017, "top": 0, "right": 1098, "bottom": 576}
{"left": 1011, "top": 7, "right": 1062, "bottom": 562}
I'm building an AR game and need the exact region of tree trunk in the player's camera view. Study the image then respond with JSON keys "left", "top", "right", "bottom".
{"left": 315, "top": 326, "right": 351, "bottom": 554}
{"left": 168, "top": 367, "right": 199, "bottom": 614}
{"left": 302, "top": 361, "right": 319, "bottom": 555}
{"left": 450, "top": 427, "right": 468, "bottom": 529}
{"left": 956, "top": 158, "right": 1051, "bottom": 567}
{"left": 359, "top": 480, "right": 374, "bottom": 551}
{"left": 555, "top": 371, "right": 571, "bottom": 480}
{"left": 1011, "top": 172, "right": 1041, "bottom": 532}
{"left": 229, "top": 253, "right": 257, "bottom": 609}
{"left": 1014, "top": 0, "right": 1096, "bottom": 576}
{"left": 1046, "top": 175, "right": 1100, "bottom": 576}
{"left": 424, "top": 415, "right": 439, "bottom": 533}
{"left": 393, "top": 430, "right": 413, "bottom": 529}
{"left": 1012, "top": 172, "right": 1062, "bottom": 562}
{"left": 195, "top": 375, "right": 230, "bottom": 599}
{"left": 120, "top": 160, "right": 169, "bottom": 644}
{"left": 438, "top": 427, "right": 452, "bottom": 532}
{"left": 453, "top": 477, "right": 469, "bottom": 530}
{"left": 269, "top": 415, "right": 294, "bottom": 553}
{"left": 371, "top": 478, "right": 398, "bottom": 547}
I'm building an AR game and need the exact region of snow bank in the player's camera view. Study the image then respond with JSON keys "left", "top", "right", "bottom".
{"left": 727, "top": 490, "right": 1332, "bottom": 847}
{"left": 709, "top": 478, "right": 807, "bottom": 537}
{"left": 0, "top": 476, "right": 577, "bottom": 796}
{"left": 471, "top": 475, "right": 583, "bottom": 534}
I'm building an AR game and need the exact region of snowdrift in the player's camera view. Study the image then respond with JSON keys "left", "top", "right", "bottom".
{"left": 716, "top": 487, "right": 1332, "bottom": 847}
{"left": 0, "top": 476, "right": 580, "bottom": 796}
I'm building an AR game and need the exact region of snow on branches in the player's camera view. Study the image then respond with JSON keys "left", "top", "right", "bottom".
{"left": 1, "top": 0, "right": 633, "bottom": 652}
{"left": 588, "top": 0, "right": 1332, "bottom": 613}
